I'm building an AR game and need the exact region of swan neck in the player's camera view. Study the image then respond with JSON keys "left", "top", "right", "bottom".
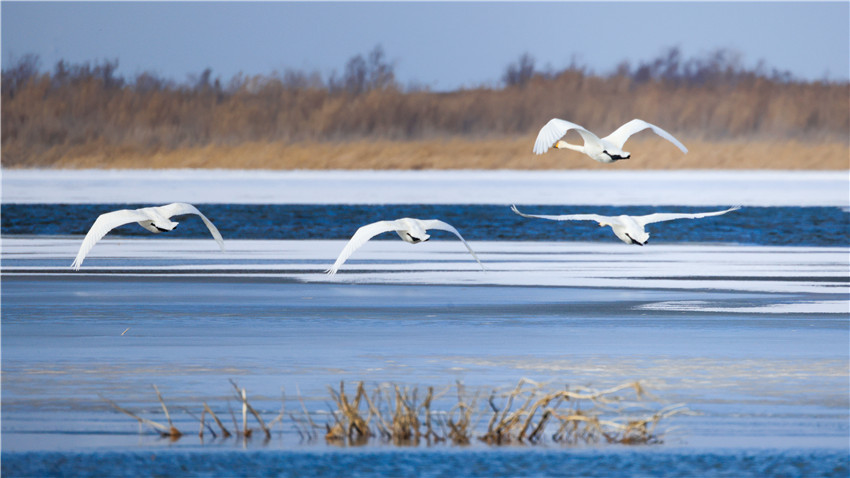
{"left": 557, "top": 141, "right": 584, "bottom": 153}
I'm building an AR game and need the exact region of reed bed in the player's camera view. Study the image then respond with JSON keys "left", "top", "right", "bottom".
{"left": 102, "top": 379, "right": 692, "bottom": 447}
{"left": 34, "top": 137, "right": 849, "bottom": 170}
{"left": 3, "top": 50, "right": 847, "bottom": 170}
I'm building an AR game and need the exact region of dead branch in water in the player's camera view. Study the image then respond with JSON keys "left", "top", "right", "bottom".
{"left": 182, "top": 406, "right": 215, "bottom": 439}
{"left": 203, "top": 402, "right": 232, "bottom": 438}
{"left": 99, "top": 394, "right": 174, "bottom": 437}
{"left": 230, "top": 380, "right": 271, "bottom": 438}
{"left": 152, "top": 384, "right": 182, "bottom": 438}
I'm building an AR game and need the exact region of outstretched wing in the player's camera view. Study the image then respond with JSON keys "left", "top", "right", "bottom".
{"left": 327, "top": 220, "right": 401, "bottom": 275}
{"left": 71, "top": 209, "right": 151, "bottom": 270}
{"left": 157, "top": 202, "right": 225, "bottom": 251}
{"left": 532, "top": 118, "right": 600, "bottom": 155}
{"left": 602, "top": 119, "right": 688, "bottom": 153}
{"left": 418, "top": 219, "right": 486, "bottom": 271}
{"left": 511, "top": 205, "right": 614, "bottom": 225}
{"left": 636, "top": 206, "right": 740, "bottom": 226}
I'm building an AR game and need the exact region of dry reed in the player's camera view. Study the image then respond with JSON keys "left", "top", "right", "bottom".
{"left": 102, "top": 379, "right": 691, "bottom": 447}
{"left": 3, "top": 53, "right": 847, "bottom": 170}
{"left": 23, "top": 138, "right": 847, "bottom": 171}
{"left": 99, "top": 386, "right": 182, "bottom": 439}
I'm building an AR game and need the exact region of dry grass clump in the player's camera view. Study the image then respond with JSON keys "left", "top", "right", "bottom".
{"left": 102, "top": 379, "right": 691, "bottom": 447}
{"left": 101, "top": 379, "right": 689, "bottom": 446}
{"left": 479, "top": 379, "right": 688, "bottom": 446}
{"left": 324, "top": 382, "right": 446, "bottom": 446}
{"left": 318, "top": 379, "right": 688, "bottom": 445}
{"left": 103, "top": 381, "right": 284, "bottom": 442}
{"left": 315, "top": 379, "right": 692, "bottom": 446}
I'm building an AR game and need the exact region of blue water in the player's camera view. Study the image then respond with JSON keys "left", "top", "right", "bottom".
{"left": 2, "top": 204, "right": 848, "bottom": 246}
{"left": 3, "top": 449, "right": 848, "bottom": 477}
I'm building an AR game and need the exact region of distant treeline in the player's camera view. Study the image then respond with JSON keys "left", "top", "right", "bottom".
{"left": 2, "top": 46, "right": 848, "bottom": 167}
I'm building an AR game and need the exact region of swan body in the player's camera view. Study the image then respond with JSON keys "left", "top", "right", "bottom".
{"left": 327, "top": 218, "right": 484, "bottom": 275}
{"left": 511, "top": 205, "right": 740, "bottom": 245}
{"left": 533, "top": 118, "right": 688, "bottom": 163}
{"left": 71, "top": 202, "right": 225, "bottom": 270}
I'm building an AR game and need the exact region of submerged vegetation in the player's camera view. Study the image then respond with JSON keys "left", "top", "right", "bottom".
{"left": 2, "top": 46, "right": 847, "bottom": 169}
{"left": 102, "top": 379, "right": 692, "bottom": 447}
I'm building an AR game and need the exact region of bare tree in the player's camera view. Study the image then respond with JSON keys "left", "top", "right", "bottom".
{"left": 503, "top": 53, "right": 535, "bottom": 88}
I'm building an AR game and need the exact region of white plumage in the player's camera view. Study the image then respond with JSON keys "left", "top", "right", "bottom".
{"left": 511, "top": 205, "right": 740, "bottom": 245}
{"left": 71, "top": 202, "right": 225, "bottom": 270}
{"left": 327, "top": 218, "right": 484, "bottom": 275}
{"left": 533, "top": 118, "right": 688, "bottom": 163}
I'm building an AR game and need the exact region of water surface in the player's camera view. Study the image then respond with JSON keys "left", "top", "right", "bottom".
{"left": 3, "top": 204, "right": 848, "bottom": 246}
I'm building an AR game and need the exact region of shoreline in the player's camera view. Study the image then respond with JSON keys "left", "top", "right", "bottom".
{"left": 4, "top": 138, "right": 848, "bottom": 171}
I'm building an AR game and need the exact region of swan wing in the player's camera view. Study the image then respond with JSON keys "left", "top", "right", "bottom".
{"left": 511, "top": 205, "right": 613, "bottom": 225}
{"left": 418, "top": 219, "right": 486, "bottom": 271}
{"left": 532, "top": 118, "right": 600, "bottom": 154}
{"left": 636, "top": 206, "right": 741, "bottom": 226}
{"left": 327, "top": 220, "right": 401, "bottom": 275}
{"left": 71, "top": 209, "right": 152, "bottom": 270}
{"left": 602, "top": 119, "right": 688, "bottom": 153}
{"left": 157, "top": 202, "right": 225, "bottom": 251}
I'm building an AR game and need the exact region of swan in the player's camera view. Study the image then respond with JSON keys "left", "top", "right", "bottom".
{"left": 327, "top": 218, "right": 485, "bottom": 275}
{"left": 511, "top": 205, "right": 740, "bottom": 245}
{"left": 71, "top": 202, "right": 225, "bottom": 270}
{"left": 532, "top": 118, "right": 688, "bottom": 163}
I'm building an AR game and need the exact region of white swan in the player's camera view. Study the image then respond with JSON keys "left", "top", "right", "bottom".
{"left": 511, "top": 205, "right": 740, "bottom": 245}
{"left": 71, "top": 202, "right": 225, "bottom": 270}
{"left": 532, "top": 118, "right": 688, "bottom": 163}
{"left": 327, "top": 218, "right": 485, "bottom": 275}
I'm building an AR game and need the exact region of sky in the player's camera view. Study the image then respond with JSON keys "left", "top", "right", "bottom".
{"left": 2, "top": 1, "right": 849, "bottom": 90}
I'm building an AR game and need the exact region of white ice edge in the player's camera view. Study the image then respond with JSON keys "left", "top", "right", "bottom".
{"left": 2, "top": 169, "right": 848, "bottom": 206}
{"left": 3, "top": 238, "right": 849, "bottom": 299}
{"left": 636, "top": 300, "right": 849, "bottom": 314}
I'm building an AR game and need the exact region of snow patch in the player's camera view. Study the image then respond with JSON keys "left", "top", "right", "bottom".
{"left": 3, "top": 169, "right": 847, "bottom": 206}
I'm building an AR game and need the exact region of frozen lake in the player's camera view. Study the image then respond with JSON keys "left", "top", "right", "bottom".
{"left": 2, "top": 238, "right": 849, "bottom": 475}
{"left": 2, "top": 170, "right": 849, "bottom": 476}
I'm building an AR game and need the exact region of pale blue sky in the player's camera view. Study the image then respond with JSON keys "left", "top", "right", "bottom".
{"left": 3, "top": 1, "right": 848, "bottom": 90}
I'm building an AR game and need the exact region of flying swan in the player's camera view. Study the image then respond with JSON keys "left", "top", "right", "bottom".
{"left": 71, "top": 202, "right": 225, "bottom": 270}
{"left": 327, "top": 218, "right": 485, "bottom": 275}
{"left": 511, "top": 205, "right": 740, "bottom": 246}
{"left": 532, "top": 118, "right": 688, "bottom": 163}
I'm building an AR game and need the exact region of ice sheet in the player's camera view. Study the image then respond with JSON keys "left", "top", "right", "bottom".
{"left": 3, "top": 169, "right": 848, "bottom": 206}
{"left": 3, "top": 237, "right": 848, "bottom": 298}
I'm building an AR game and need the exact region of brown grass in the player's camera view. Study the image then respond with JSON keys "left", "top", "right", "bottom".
{"left": 103, "top": 379, "right": 688, "bottom": 447}
{"left": 3, "top": 53, "right": 847, "bottom": 170}
{"left": 30, "top": 137, "right": 849, "bottom": 170}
